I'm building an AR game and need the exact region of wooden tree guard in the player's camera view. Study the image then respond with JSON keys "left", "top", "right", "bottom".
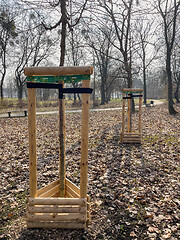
{"left": 121, "top": 88, "right": 143, "bottom": 144}
{"left": 25, "top": 66, "right": 93, "bottom": 229}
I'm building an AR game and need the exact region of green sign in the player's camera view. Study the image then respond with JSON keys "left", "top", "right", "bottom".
{"left": 26, "top": 74, "right": 90, "bottom": 83}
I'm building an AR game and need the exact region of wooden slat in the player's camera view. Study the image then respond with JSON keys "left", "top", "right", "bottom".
{"left": 122, "top": 93, "right": 125, "bottom": 135}
{"left": 51, "top": 191, "right": 60, "bottom": 197}
{"left": 65, "top": 191, "right": 74, "bottom": 198}
{"left": 139, "top": 96, "right": 142, "bottom": 133}
{"left": 122, "top": 136, "right": 141, "bottom": 139}
{"left": 59, "top": 94, "right": 65, "bottom": 197}
{"left": 28, "top": 88, "right": 37, "bottom": 198}
{"left": 38, "top": 185, "right": 59, "bottom": 198}
{"left": 87, "top": 195, "right": 91, "bottom": 226}
{"left": 27, "top": 221, "right": 86, "bottom": 229}
{"left": 27, "top": 205, "right": 86, "bottom": 214}
{"left": 24, "top": 66, "right": 93, "bottom": 76}
{"left": 65, "top": 178, "right": 80, "bottom": 195}
{"left": 122, "top": 88, "right": 143, "bottom": 93}
{"left": 27, "top": 212, "right": 86, "bottom": 222}
{"left": 123, "top": 138, "right": 141, "bottom": 140}
{"left": 29, "top": 197, "right": 87, "bottom": 206}
{"left": 122, "top": 139, "right": 141, "bottom": 143}
{"left": 80, "top": 79, "right": 90, "bottom": 198}
{"left": 124, "top": 131, "right": 139, "bottom": 134}
{"left": 123, "top": 134, "right": 141, "bottom": 137}
{"left": 127, "top": 94, "right": 131, "bottom": 133}
{"left": 123, "top": 139, "right": 141, "bottom": 142}
{"left": 65, "top": 185, "right": 80, "bottom": 198}
{"left": 37, "top": 179, "right": 59, "bottom": 197}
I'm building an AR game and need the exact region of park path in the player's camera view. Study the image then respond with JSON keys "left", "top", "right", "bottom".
{"left": 0, "top": 99, "right": 164, "bottom": 118}
{"left": 36, "top": 99, "right": 164, "bottom": 116}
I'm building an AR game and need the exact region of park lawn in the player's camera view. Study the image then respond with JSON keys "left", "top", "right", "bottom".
{"left": 0, "top": 102, "right": 179, "bottom": 240}
{"left": 0, "top": 97, "right": 165, "bottom": 113}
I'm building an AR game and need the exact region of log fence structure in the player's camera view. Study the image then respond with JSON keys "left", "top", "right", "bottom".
{"left": 121, "top": 88, "right": 143, "bottom": 144}
{"left": 24, "top": 66, "right": 93, "bottom": 229}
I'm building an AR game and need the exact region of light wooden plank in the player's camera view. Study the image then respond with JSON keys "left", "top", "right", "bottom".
{"left": 27, "top": 221, "right": 86, "bottom": 229}
{"left": 65, "top": 185, "right": 80, "bottom": 198}
{"left": 24, "top": 66, "right": 93, "bottom": 76}
{"left": 139, "top": 96, "right": 142, "bottom": 133}
{"left": 37, "top": 179, "right": 59, "bottom": 197}
{"left": 27, "top": 212, "right": 86, "bottom": 222}
{"left": 59, "top": 94, "right": 65, "bottom": 197}
{"left": 122, "top": 88, "right": 143, "bottom": 93}
{"left": 29, "top": 197, "right": 87, "bottom": 206}
{"left": 28, "top": 88, "right": 37, "bottom": 198}
{"left": 122, "top": 93, "right": 125, "bottom": 136}
{"left": 127, "top": 94, "right": 131, "bottom": 133}
{"left": 65, "top": 191, "right": 74, "bottom": 198}
{"left": 51, "top": 191, "right": 60, "bottom": 197}
{"left": 38, "top": 185, "right": 60, "bottom": 198}
{"left": 80, "top": 79, "right": 90, "bottom": 198}
{"left": 65, "top": 178, "right": 80, "bottom": 195}
{"left": 28, "top": 205, "right": 86, "bottom": 214}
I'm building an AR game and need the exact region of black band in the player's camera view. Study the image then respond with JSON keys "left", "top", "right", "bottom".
{"left": 27, "top": 82, "right": 93, "bottom": 100}
{"left": 123, "top": 94, "right": 143, "bottom": 99}
{"left": 123, "top": 96, "right": 131, "bottom": 99}
{"left": 27, "top": 82, "right": 61, "bottom": 89}
{"left": 133, "top": 95, "right": 143, "bottom": 98}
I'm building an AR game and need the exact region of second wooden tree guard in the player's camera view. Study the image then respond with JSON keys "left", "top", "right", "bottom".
{"left": 121, "top": 88, "right": 143, "bottom": 144}
{"left": 24, "top": 66, "right": 93, "bottom": 229}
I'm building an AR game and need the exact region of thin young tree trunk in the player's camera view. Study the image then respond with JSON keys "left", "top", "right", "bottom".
{"left": 166, "top": 54, "right": 177, "bottom": 114}
{"left": 59, "top": 0, "right": 67, "bottom": 197}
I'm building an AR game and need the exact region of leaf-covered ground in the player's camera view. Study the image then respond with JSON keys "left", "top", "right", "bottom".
{"left": 0, "top": 103, "right": 180, "bottom": 240}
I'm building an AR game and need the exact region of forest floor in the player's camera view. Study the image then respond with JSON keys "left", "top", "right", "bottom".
{"left": 0, "top": 102, "right": 180, "bottom": 240}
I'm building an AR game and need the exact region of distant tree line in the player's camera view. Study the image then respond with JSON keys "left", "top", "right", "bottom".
{"left": 0, "top": 0, "right": 179, "bottom": 114}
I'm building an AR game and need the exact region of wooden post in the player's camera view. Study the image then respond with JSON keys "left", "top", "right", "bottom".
{"left": 139, "top": 94, "right": 142, "bottom": 133}
{"left": 80, "top": 79, "right": 90, "bottom": 198}
{"left": 59, "top": 83, "right": 65, "bottom": 197}
{"left": 122, "top": 92, "right": 125, "bottom": 135}
{"left": 28, "top": 88, "right": 37, "bottom": 198}
{"left": 24, "top": 66, "right": 93, "bottom": 76}
{"left": 127, "top": 94, "right": 131, "bottom": 133}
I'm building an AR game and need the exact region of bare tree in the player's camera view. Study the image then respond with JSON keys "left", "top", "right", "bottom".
{"left": 97, "top": 0, "right": 139, "bottom": 112}
{"left": 40, "top": 0, "right": 88, "bottom": 66}
{"left": 157, "top": 0, "right": 180, "bottom": 114}
{"left": 0, "top": 4, "right": 17, "bottom": 99}
{"left": 134, "top": 18, "right": 161, "bottom": 104}
{"left": 172, "top": 44, "right": 180, "bottom": 103}
{"left": 13, "top": 11, "right": 56, "bottom": 101}
{"left": 82, "top": 20, "right": 117, "bottom": 104}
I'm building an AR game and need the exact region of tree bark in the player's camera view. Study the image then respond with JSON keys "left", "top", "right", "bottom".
{"left": 174, "top": 75, "right": 180, "bottom": 103}
{"left": 101, "top": 79, "right": 106, "bottom": 105}
{"left": 0, "top": 73, "right": 5, "bottom": 99}
{"left": 59, "top": 0, "right": 67, "bottom": 66}
{"left": 166, "top": 53, "right": 177, "bottom": 114}
{"left": 142, "top": 46, "right": 147, "bottom": 104}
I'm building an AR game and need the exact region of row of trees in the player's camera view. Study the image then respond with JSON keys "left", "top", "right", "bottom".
{"left": 0, "top": 0, "right": 179, "bottom": 114}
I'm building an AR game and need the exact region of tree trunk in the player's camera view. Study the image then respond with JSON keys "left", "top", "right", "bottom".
{"left": 166, "top": 54, "right": 177, "bottom": 114}
{"left": 174, "top": 77, "right": 180, "bottom": 103}
{"left": 142, "top": 48, "right": 147, "bottom": 104}
{"left": 73, "top": 93, "right": 77, "bottom": 104}
{"left": 0, "top": 82, "right": 3, "bottom": 100}
{"left": 59, "top": 0, "right": 67, "bottom": 197}
{"left": 143, "top": 71, "right": 147, "bottom": 104}
{"left": 18, "top": 83, "right": 23, "bottom": 100}
{"left": 0, "top": 70, "right": 6, "bottom": 99}
{"left": 60, "top": 0, "right": 67, "bottom": 66}
{"left": 101, "top": 78, "right": 106, "bottom": 105}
